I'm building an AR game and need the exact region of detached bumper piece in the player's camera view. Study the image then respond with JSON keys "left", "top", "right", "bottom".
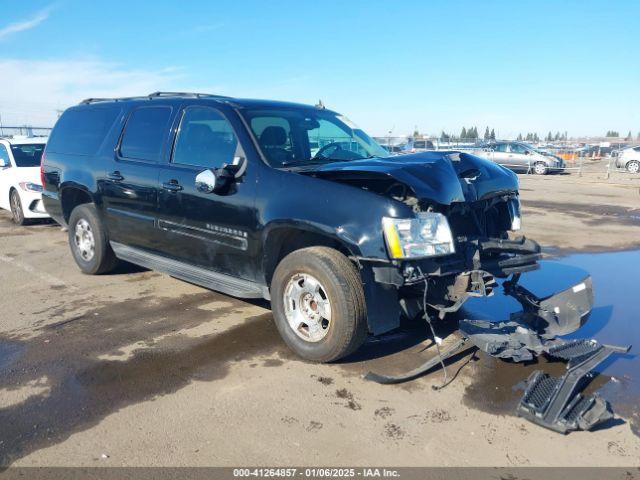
{"left": 476, "top": 236, "right": 542, "bottom": 277}
{"left": 516, "top": 340, "right": 630, "bottom": 433}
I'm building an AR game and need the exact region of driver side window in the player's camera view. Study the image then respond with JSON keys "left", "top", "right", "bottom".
{"left": 510, "top": 143, "right": 528, "bottom": 154}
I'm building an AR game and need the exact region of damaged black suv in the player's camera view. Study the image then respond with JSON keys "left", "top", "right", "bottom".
{"left": 42, "top": 92, "right": 537, "bottom": 363}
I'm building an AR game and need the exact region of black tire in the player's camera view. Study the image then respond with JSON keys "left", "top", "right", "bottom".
{"left": 68, "top": 203, "right": 119, "bottom": 275}
{"left": 271, "top": 246, "right": 367, "bottom": 363}
{"left": 9, "top": 189, "right": 27, "bottom": 225}
{"left": 533, "top": 161, "right": 548, "bottom": 175}
{"left": 627, "top": 160, "right": 640, "bottom": 174}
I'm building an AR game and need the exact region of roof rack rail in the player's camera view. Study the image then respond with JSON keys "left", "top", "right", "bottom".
{"left": 79, "top": 92, "right": 231, "bottom": 105}
{"left": 147, "top": 91, "right": 231, "bottom": 99}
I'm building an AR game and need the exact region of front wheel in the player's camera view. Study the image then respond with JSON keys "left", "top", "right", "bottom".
{"left": 68, "top": 203, "right": 119, "bottom": 275}
{"left": 533, "top": 162, "right": 548, "bottom": 175}
{"left": 271, "top": 246, "right": 367, "bottom": 363}
{"left": 627, "top": 160, "right": 640, "bottom": 174}
{"left": 9, "top": 189, "right": 27, "bottom": 225}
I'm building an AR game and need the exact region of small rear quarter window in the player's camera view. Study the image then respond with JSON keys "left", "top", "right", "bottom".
{"left": 47, "top": 106, "right": 121, "bottom": 156}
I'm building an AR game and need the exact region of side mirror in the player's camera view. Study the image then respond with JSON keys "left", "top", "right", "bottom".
{"left": 195, "top": 168, "right": 230, "bottom": 194}
{"left": 224, "top": 156, "right": 247, "bottom": 179}
{"left": 195, "top": 157, "right": 247, "bottom": 194}
{"left": 524, "top": 150, "right": 530, "bottom": 155}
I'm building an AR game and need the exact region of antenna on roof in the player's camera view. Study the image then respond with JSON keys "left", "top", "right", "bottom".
{"left": 315, "top": 99, "right": 325, "bottom": 109}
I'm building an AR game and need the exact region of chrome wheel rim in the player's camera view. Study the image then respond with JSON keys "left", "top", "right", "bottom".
{"left": 534, "top": 163, "right": 546, "bottom": 175}
{"left": 74, "top": 219, "right": 95, "bottom": 261}
{"left": 628, "top": 161, "right": 639, "bottom": 174}
{"left": 283, "top": 273, "right": 332, "bottom": 342}
{"left": 10, "top": 192, "right": 22, "bottom": 223}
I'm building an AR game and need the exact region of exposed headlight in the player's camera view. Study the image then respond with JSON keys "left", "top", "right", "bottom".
{"left": 382, "top": 213, "right": 455, "bottom": 259}
{"left": 508, "top": 198, "right": 521, "bottom": 231}
{"left": 18, "top": 182, "right": 43, "bottom": 192}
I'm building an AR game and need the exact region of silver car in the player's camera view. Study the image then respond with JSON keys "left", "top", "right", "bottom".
{"left": 474, "top": 142, "right": 565, "bottom": 175}
{"left": 615, "top": 146, "right": 640, "bottom": 173}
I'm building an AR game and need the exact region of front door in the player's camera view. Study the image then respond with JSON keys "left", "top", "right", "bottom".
{"left": 156, "top": 105, "right": 258, "bottom": 281}
{"left": 508, "top": 143, "right": 532, "bottom": 170}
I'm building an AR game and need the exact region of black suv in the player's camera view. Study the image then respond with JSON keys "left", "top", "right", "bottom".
{"left": 42, "top": 92, "right": 538, "bottom": 362}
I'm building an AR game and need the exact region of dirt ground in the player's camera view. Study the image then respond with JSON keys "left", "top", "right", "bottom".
{"left": 0, "top": 172, "right": 638, "bottom": 467}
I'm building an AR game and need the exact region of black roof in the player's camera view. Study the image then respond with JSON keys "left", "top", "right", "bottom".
{"left": 78, "top": 92, "right": 330, "bottom": 112}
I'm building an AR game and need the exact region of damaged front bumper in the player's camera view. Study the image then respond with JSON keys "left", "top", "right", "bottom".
{"left": 367, "top": 268, "right": 631, "bottom": 434}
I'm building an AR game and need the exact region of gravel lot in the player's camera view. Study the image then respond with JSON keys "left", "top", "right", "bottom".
{"left": 0, "top": 172, "right": 638, "bottom": 467}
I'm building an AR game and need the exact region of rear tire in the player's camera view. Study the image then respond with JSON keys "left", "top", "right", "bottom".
{"left": 9, "top": 189, "right": 27, "bottom": 225}
{"left": 271, "top": 246, "right": 367, "bottom": 363}
{"left": 68, "top": 203, "right": 119, "bottom": 274}
{"left": 626, "top": 160, "right": 640, "bottom": 174}
{"left": 533, "top": 162, "right": 548, "bottom": 175}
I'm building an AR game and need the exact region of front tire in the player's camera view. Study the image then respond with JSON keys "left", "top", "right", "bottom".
{"left": 9, "top": 189, "right": 27, "bottom": 225}
{"left": 68, "top": 203, "right": 119, "bottom": 275}
{"left": 627, "top": 160, "right": 640, "bottom": 174}
{"left": 271, "top": 246, "right": 367, "bottom": 363}
{"left": 533, "top": 162, "right": 548, "bottom": 175}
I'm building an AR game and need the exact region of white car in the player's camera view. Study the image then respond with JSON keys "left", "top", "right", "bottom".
{"left": 615, "top": 146, "right": 640, "bottom": 174}
{"left": 0, "top": 137, "right": 49, "bottom": 224}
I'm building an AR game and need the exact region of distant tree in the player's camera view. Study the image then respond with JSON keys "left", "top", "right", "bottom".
{"left": 490, "top": 128, "right": 496, "bottom": 140}
{"left": 440, "top": 131, "right": 450, "bottom": 141}
{"left": 546, "top": 131, "right": 553, "bottom": 142}
{"left": 534, "top": 133, "right": 540, "bottom": 142}
{"left": 460, "top": 127, "right": 467, "bottom": 139}
{"left": 606, "top": 130, "right": 619, "bottom": 137}
{"left": 625, "top": 131, "right": 632, "bottom": 141}
{"left": 517, "top": 133, "right": 523, "bottom": 141}
{"left": 484, "top": 127, "right": 490, "bottom": 140}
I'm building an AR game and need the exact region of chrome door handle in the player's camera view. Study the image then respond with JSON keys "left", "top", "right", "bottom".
{"left": 107, "top": 171, "right": 124, "bottom": 181}
{"left": 162, "top": 180, "right": 183, "bottom": 192}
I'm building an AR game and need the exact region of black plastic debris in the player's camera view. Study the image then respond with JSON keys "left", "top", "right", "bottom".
{"left": 516, "top": 340, "right": 630, "bottom": 433}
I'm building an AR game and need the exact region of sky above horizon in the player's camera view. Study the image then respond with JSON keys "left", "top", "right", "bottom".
{"left": 0, "top": 0, "right": 638, "bottom": 138}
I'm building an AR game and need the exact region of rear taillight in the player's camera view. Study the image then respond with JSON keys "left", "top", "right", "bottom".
{"left": 40, "top": 152, "right": 46, "bottom": 187}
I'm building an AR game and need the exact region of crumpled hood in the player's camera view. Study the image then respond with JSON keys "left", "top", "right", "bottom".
{"left": 303, "top": 151, "right": 519, "bottom": 205}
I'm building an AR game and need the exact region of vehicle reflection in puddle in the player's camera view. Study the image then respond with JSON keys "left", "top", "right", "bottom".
{"left": 463, "top": 249, "right": 639, "bottom": 434}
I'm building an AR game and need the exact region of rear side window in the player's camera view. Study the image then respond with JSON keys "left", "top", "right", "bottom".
{"left": 47, "top": 107, "right": 121, "bottom": 155}
{"left": 120, "top": 106, "right": 172, "bottom": 162}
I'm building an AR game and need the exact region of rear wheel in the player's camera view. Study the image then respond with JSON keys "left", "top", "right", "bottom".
{"left": 626, "top": 160, "right": 640, "bottom": 174}
{"left": 533, "top": 162, "right": 548, "bottom": 175}
{"left": 68, "top": 204, "right": 119, "bottom": 274}
{"left": 9, "top": 189, "right": 27, "bottom": 225}
{"left": 271, "top": 246, "right": 367, "bottom": 363}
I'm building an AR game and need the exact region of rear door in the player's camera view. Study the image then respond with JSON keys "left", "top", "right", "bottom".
{"left": 490, "top": 143, "right": 511, "bottom": 167}
{"left": 101, "top": 104, "right": 177, "bottom": 251}
{"left": 156, "top": 104, "right": 258, "bottom": 280}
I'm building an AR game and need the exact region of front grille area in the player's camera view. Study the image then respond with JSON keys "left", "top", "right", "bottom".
{"left": 445, "top": 197, "right": 513, "bottom": 238}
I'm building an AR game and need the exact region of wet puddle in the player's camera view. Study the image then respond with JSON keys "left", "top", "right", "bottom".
{"left": 463, "top": 249, "right": 640, "bottom": 433}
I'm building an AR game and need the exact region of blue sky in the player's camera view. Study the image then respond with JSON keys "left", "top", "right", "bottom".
{"left": 0, "top": 0, "right": 638, "bottom": 137}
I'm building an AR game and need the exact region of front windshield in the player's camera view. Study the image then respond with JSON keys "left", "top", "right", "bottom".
{"left": 10, "top": 143, "right": 45, "bottom": 167}
{"left": 240, "top": 107, "right": 389, "bottom": 167}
